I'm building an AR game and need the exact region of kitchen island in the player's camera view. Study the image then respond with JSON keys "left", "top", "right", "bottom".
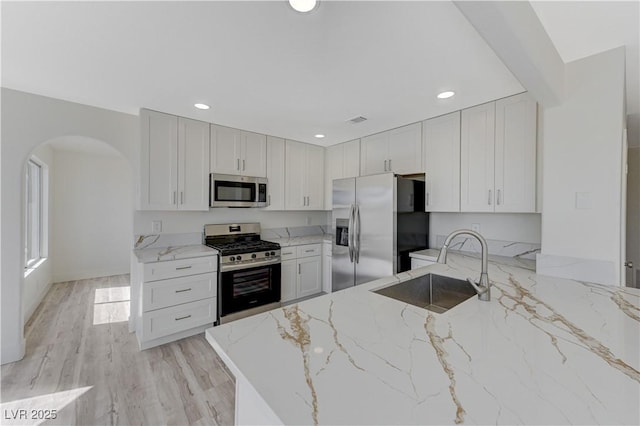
{"left": 205, "top": 251, "right": 640, "bottom": 425}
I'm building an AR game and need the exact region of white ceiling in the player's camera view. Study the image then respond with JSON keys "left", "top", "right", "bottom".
{"left": 1, "top": 0, "right": 524, "bottom": 146}
{"left": 2, "top": 1, "right": 637, "bottom": 147}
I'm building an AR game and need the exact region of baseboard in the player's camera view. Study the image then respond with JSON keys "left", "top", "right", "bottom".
{"left": 536, "top": 253, "right": 618, "bottom": 286}
{"left": 24, "top": 281, "right": 53, "bottom": 325}
{"left": 0, "top": 338, "right": 25, "bottom": 365}
{"left": 53, "top": 267, "right": 129, "bottom": 283}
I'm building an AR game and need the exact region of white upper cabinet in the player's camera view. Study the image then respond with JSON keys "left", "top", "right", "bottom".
{"left": 140, "top": 109, "right": 209, "bottom": 211}
{"left": 461, "top": 102, "right": 496, "bottom": 212}
{"left": 264, "top": 136, "right": 285, "bottom": 210}
{"left": 210, "top": 124, "right": 266, "bottom": 177}
{"left": 388, "top": 122, "right": 423, "bottom": 175}
{"left": 360, "top": 122, "right": 423, "bottom": 176}
{"left": 285, "top": 140, "right": 324, "bottom": 210}
{"left": 324, "top": 139, "right": 360, "bottom": 209}
{"left": 360, "top": 132, "right": 389, "bottom": 175}
{"left": 494, "top": 93, "right": 537, "bottom": 212}
{"left": 423, "top": 111, "right": 461, "bottom": 212}
{"left": 242, "top": 131, "right": 267, "bottom": 177}
{"left": 178, "top": 117, "right": 210, "bottom": 210}
{"left": 460, "top": 93, "right": 537, "bottom": 213}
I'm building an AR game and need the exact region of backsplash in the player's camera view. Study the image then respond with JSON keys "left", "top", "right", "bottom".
{"left": 134, "top": 232, "right": 202, "bottom": 249}
{"left": 434, "top": 234, "right": 541, "bottom": 260}
{"left": 261, "top": 225, "right": 329, "bottom": 239}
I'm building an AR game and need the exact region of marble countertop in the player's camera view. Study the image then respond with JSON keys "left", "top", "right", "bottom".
{"left": 264, "top": 234, "right": 332, "bottom": 247}
{"left": 133, "top": 244, "right": 218, "bottom": 263}
{"left": 206, "top": 251, "right": 640, "bottom": 425}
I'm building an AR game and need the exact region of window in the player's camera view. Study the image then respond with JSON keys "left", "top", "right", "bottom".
{"left": 25, "top": 157, "right": 46, "bottom": 268}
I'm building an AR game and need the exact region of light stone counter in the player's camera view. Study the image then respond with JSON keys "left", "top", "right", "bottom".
{"left": 133, "top": 244, "right": 218, "bottom": 263}
{"left": 206, "top": 252, "right": 640, "bottom": 425}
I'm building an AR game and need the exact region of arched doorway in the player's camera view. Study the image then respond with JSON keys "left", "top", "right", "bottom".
{"left": 22, "top": 136, "right": 133, "bottom": 325}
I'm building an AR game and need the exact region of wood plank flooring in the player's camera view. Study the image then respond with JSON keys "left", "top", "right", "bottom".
{"left": 0, "top": 275, "right": 235, "bottom": 425}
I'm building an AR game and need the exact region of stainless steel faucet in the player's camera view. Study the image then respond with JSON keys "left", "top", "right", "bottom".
{"left": 436, "top": 229, "right": 491, "bottom": 301}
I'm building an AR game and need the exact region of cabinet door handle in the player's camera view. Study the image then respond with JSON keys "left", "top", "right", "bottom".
{"left": 426, "top": 192, "right": 429, "bottom": 206}
{"left": 242, "top": 159, "right": 246, "bottom": 171}
{"left": 497, "top": 189, "right": 501, "bottom": 205}
{"left": 237, "top": 158, "right": 240, "bottom": 170}
{"left": 172, "top": 191, "right": 176, "bottom": 205}
{"left": 305, "top": 249, "right": 314, "bottom": 253}
{"left": 384, "top": 160, "right": 387, "bottom": 172}
{"left": 284, "top": 251, "right": 294, "bottom": 256}
{"left": 175, "top": 315, "right": 191, "bottom": 321}
{"left": 389, "top": 159, "right": 392, "bottom": 171}
{"left": 298, "top": 264, "right": 301, "bottom": 274}
{"left": 180, "top": 191, "right": 184, "bottom": 204}
{"left": 175, "top": 266, "right": 192, "bottom": 270}
{"left": 175, "top": 288, "right": 192, "bottom": 293}
{"left": 488, "top": 190, "right": 492, "bottom": 205}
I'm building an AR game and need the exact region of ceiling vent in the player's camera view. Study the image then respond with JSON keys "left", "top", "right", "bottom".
{"left": 348, "top": 116, "right": 367, "bottom": 124}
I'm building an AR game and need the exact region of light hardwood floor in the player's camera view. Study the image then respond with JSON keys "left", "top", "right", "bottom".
{"left": 1, "top": 275, "right": 235, "bottom": 425}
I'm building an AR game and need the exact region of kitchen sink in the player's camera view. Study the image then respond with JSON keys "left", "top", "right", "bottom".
{"left": 372, "top": 273, "right": 476, "bottom": 313}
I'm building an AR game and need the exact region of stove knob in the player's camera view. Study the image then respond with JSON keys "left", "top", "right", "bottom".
{"left": 229, "top": 256, "right": 235, "bottom": 261}
{"left": 252, "top": 254, "right": 257, "bottom": 259}
{"left": 265, "top": 252, "right": 270, "bottom": 257}
{"left": 236, "top": 255, "right": 242, "bottom": 261}
{"left": 270, "top": 251, "right": 276, "bottom": 256}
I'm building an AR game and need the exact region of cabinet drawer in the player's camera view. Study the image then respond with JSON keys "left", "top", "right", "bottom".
{"left": 297, "top": 244, "right": 322, "bottom": 258}
{"left": 143, "top": 273, "right": 217, "bottom": 312}
{"left": 143, "top": 255, "right": 217, "bottom": 282}
{"left": 142, "top": 298, "right": 216, "bottom": 341}
{"left": 281, "top": 247, "right": 297, "bottom": 261}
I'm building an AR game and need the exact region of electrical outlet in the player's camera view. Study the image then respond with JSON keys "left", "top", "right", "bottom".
{"left": 151, "top": 220, "right": 162, "bottom": 233}
{"left": 471, "top": 223, "right": 481, "bottom": 233}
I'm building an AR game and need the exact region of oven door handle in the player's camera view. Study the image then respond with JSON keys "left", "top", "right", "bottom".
{"left": 220, "top": 257, "right": 281, "bottom": 272}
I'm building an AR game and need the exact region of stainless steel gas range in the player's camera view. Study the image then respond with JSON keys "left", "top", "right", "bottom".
{"left": 204, "top": 223, "right": 281, "bottom": 324}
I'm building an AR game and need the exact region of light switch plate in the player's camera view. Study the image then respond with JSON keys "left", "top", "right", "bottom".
{"left": 151, "top": 220, "right": 162, "bottom": 233}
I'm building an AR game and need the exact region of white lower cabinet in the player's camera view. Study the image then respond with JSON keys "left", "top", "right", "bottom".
{"left": 134, "top": 255, "right": 217, "bottom": 350}
{"left": 322, "top": 241, "right": 332, "bottom": 294}
{"left": 280, "top": 244, "right": 322, "bottom": 303}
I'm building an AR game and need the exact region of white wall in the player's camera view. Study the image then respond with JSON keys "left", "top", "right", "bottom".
{"left": 430, "top": 213, "right": 541, "bottom": 247}
{"left": 52, "top": 149, "right": 132, "bottom": 282}
{"left": 23, "top": 144, "right": 54, "bottom": 325}
{"left": 1, "top": 88, "right": 138, "bottom": 364}
{"left": 134, "top": 210, "right": 330, "bottom": 236}
{"left": 539, "top": 47, "right": 626, "bottom": 285}
{"left": 627, "top": 147, "right": 640, "bottom": 287}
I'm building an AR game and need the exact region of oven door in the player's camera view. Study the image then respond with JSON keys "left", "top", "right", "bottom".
{"left": 220, "top": 262, "right": 281, "bottom": 316}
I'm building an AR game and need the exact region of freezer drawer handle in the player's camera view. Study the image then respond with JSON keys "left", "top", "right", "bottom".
{"left": 175, "top": 315, "right": 192, "bottom": 321}
{"left": 175, "top": 288, "right": 192, "bottom": 293}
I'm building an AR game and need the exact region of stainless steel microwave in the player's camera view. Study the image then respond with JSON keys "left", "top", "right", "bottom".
{"left": 209, "top": 173, "right": 268, "bottom": 208}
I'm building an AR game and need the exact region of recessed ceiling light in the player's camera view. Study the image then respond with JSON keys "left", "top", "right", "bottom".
{"left": 314, "top": 134, "right": 325, "bottom": 139}
{"left": 289, "top": 0, "right": 318, "bottom": 13}
{"left": 437, "top": 91, "right": 455, "bottom": 99}
{"left": 194, "top": 103, "right": 210, "bottom": 110}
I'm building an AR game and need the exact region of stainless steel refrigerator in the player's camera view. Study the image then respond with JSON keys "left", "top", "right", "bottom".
{"left": 332, "top": 173, "right": 429, "bottom": 292}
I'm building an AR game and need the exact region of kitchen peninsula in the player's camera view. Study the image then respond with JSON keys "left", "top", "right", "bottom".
{"left": 206, "top": 252, "right": 640, "bottom": 425}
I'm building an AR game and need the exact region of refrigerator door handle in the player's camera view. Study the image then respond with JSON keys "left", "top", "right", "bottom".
{"left": 348, "top": 204, "right": 355, "bottom": 263}
{"left": 354, "top": 203, "right": 361, "bottom": 264}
